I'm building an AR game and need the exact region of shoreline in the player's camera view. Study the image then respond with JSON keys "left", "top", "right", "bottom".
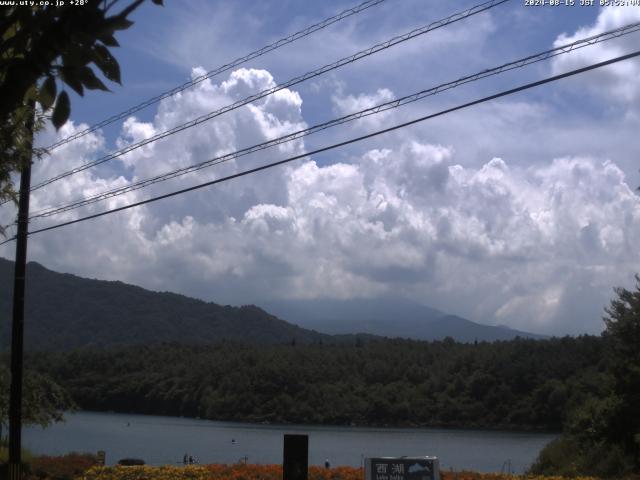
{"left": 65, "top": 409, "right": 561, "bottom": 435}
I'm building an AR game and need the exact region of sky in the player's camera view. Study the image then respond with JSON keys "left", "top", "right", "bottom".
{"left": 1, "top": 0, "right": 640, "bottom": 336}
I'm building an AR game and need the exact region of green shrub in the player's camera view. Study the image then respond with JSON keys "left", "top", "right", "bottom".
{"left": 579, "top": 442, "right": 635, "bottom": 479}
{"left": 530, "top": 434, "right": 637, "bottom": 478}
{"left": 529, "top": 436, "right": 581, "bottom": 477}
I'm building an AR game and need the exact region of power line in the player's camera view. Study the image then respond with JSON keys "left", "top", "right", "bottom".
{"left": 1, "top": 49, "right": 636, "bottom": 246}
{"left": 43, "top": 0, "right": 390, "bottom": 152}
{"left": 26, "top": 0, "right": 509, "bottom": 194}
{"left": 30, "top": 0, "right": 508, "bottom": 192}
{"left": 25, "top": 21, "right": 640, "bottom": 220}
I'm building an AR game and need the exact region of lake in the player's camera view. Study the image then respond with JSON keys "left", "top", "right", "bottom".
{"left": 23, "top": 412, "right": 555, "bottom": 474}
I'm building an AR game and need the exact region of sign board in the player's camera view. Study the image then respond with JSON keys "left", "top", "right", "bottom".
{"left": 365, "top": 457, "right": 440, "bottom": 480}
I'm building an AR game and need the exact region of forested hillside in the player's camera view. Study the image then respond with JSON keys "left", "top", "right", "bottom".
{"left": 26, "top": 335, "right": 608, "bottom": 431}
{"left": 0, "top": 258, "right": 328, "bottom": 349}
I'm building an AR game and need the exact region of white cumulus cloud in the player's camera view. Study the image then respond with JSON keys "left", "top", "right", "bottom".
{"left": 551, "top": 7, "right": 640, "bottom": 104}
{"left": 2, "top": 67, "right": 639, "bottom": 337}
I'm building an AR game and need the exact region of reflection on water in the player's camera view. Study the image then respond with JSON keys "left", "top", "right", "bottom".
{"left": 24, "top": 411, "right": 555, "bottom": 473}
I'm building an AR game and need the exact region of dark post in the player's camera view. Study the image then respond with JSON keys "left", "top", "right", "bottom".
{"left": 283, "top": 434, "right": 308, "bottom": 480}
{"left": 8, "top": 102, "right": 34, "bottom": 480}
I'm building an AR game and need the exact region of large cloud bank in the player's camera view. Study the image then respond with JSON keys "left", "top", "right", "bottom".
{"left": 1, "top": 63, "right": 639, "bottom": 336}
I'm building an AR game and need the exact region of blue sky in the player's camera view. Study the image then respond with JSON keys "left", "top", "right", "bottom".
{"left": 68, "top": 1, "right": 598, "bottom": 140}
{"left": 1, "top": 0, "right": 639, "bottom": 336}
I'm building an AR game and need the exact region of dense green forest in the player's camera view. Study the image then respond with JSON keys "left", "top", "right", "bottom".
{"left": 25, "top": 335, "right": 609, "bottom": 431}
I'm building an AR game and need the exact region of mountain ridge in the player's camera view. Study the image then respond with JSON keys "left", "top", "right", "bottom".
{"left": 0, "top": 257, "right": 545, "bottom": 350}
{"left": 260, "top": 297, "right": 547, "bottom": 342}
{"left": 0, "top": 257, "right": 330, "bottom": 350}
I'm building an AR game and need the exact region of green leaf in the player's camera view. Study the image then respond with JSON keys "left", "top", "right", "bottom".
{"left": 61, "top": 48, "right": 89, "bottom": 68}
{"left": 39, "top": 76, "right": 57, "bottom": 111}
{"left": 51, "top": 91, "right": 70, "bottom": 130}
{"left": 98, "top": 34, "right": 119, "bottom": 47}
{"left": 93, "top": 44, "right": 121, "bottom": 84}
{"left": 60, "top": 66, "right": 84, "bottom": 96}
{"left": 108, "top": 16, "right": 134, "bottom": 31}
{"left": 23, "top": 84, "right": 38, "bottom": 103}
{"left": 2, "top": 22, "right": 18, "bottom": 42}
{"left": 79, "top": 66, "right": 109, "bottom": 92}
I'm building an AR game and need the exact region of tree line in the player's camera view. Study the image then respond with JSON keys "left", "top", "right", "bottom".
{"left": 24, "top": 335, "right": 606, "bottom": 431}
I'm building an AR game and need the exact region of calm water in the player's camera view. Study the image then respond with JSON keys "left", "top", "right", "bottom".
{"left": 23, "top": 412, "right": 555, "bottom": 474}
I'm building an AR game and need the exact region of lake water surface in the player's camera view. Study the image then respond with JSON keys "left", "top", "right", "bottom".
{"left": 24, "top": 412, "right": 555, "bottom": 474}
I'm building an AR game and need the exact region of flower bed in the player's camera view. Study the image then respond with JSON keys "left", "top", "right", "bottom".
{"left": 77, "top": 463, "right": 601, "bottom": 480}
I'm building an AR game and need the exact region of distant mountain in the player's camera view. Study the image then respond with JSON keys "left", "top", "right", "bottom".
{"left": 260, "top": 297, "right": 547, "bottom": 342}
{"left": 0, "top": 258, "right": 545, "bottom": 350}
{"left": 0, "top": 258, "right": 329, "bottom": 351}
{"left": 427, "top": 315, "right": 547, "bottom": 342}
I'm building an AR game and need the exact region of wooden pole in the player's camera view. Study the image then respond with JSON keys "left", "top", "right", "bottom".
{"left": 8, "top": 102, "right": 35, "bottom": 480}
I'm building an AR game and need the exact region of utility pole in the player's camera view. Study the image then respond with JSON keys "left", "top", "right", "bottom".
{"left": 8, "top": 101, "right": 35, "bottom": 480}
